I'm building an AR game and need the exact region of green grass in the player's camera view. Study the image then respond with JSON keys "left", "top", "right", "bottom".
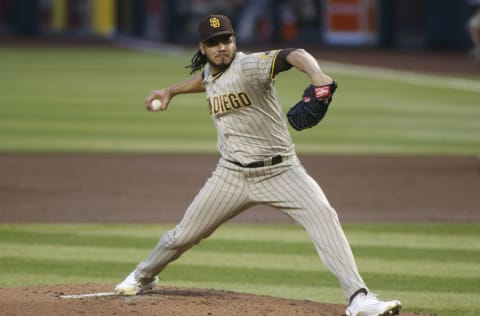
{"left": 0, "top": 223, "right": 479, "bottom": 316}
{"left": 1, "top": 46, "right": 479, "bottom": 155}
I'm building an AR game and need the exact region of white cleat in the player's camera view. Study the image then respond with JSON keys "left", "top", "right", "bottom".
{"left": 346, "top": 293, "right": 402, "bottom": 316}
{"left": 114, "top": 271, "right": 159, "bottom": 295}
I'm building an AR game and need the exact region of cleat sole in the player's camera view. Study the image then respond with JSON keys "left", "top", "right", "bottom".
{"left": 379, "top": 304, "right": 401, "bottom": 316}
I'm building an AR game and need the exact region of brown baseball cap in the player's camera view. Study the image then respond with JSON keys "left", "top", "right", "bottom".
{"left": 198, "top": 15, "right": 234, "bottom": 42}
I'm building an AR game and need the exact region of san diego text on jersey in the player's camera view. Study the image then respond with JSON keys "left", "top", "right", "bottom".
{"left": 207, "top": 92, "right": 252, "bottom": 115}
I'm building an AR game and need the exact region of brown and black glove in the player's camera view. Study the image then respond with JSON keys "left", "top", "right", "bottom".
{"left": 287, "top": 81, "right": 337, "bottom": 131}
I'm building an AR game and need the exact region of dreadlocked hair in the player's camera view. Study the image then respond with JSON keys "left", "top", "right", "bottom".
{"left": 186, "top": 50, "right": 207, "bottom": 74}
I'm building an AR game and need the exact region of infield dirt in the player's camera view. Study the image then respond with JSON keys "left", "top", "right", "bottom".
{"left": 1, "top": 153, "right": 478, "bottom": 223}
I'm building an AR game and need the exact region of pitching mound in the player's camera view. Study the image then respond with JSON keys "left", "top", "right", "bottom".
{"left": 0, "top": 284, "right": 433, "bottom": 316}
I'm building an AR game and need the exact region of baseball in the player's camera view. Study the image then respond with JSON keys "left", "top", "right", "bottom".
{"left": 150, "top": 99, "right": 162, "bottom": 111}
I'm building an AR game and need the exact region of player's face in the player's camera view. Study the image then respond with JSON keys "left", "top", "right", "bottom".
{"left": 200, "top": 35, "right": 236, "bottom": 74}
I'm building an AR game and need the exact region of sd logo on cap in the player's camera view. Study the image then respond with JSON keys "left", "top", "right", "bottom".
{"left": 210, "top": 17, "right": 220, "bottom": 28}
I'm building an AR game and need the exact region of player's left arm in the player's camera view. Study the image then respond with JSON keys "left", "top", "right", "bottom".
{"left": 276, "top": 48, "right": 338, "bottom": 131}
{"left": 274, "top": 48, "right": 332, "bottom": 86}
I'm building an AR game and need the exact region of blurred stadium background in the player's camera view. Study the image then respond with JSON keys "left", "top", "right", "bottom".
{"left": 1, "top": 0, "right": 479, "bottom": 52}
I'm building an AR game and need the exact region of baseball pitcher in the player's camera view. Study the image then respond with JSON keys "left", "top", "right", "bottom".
{"left": 114, "top": 14, "right": 402, "bottom": 316}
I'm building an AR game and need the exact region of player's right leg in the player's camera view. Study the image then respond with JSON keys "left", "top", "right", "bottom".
{"left": 114, "top": 271, "right": 159, "bottom": 296}
{"left": 114, "top": 164, "right": 250, "bottom": 295}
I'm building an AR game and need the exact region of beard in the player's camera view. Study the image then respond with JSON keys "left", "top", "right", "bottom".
{"left": 207, "top": 51, "right": 236, "bottom": 73}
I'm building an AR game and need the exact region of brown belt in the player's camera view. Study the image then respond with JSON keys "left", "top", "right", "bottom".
{"left": 227, "top": 155, "right": 283, "bottom": 168}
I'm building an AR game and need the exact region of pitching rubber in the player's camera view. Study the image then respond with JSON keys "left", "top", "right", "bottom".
{"left": 58, "top": 292, "right": 116, "bottom": 299}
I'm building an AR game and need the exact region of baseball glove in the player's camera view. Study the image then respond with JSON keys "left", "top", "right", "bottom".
{"left": 287, "top": 81, "right": 337, "bottom": 131}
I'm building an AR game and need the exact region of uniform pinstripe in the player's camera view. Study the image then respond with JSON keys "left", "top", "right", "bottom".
{"left": 133, "top": 49, "right": 368, "bottom": 300}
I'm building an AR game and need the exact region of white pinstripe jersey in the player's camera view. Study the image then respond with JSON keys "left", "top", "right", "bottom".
{"left": 202, "top": 50, "right": 295, "bottom": 165}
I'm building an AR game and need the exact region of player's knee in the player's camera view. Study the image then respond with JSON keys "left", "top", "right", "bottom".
{"left": 163, "top": 228, "right": 201, "bottom": 250}
{"left": 323, "top": 205, "right": 340, "bottom": 221}
{"left": 311, "top": 204, "right": 340, "bottom": 224}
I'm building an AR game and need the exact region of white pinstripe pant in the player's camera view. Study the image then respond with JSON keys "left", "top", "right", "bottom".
{"left": 135, "top": 156, "right": 367, "bottom": 300}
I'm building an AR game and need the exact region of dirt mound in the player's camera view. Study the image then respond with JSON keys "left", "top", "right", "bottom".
{"left": 0, "top": 284, "right": 433, "bottom": 316}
